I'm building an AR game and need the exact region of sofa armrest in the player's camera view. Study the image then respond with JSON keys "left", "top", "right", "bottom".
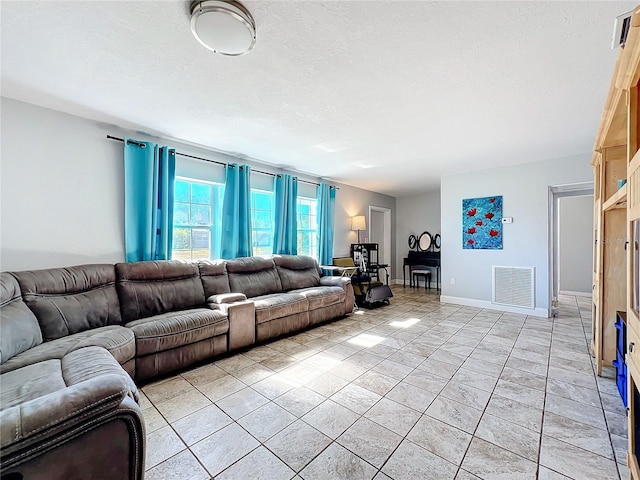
{"left": 207, "top": 292, "right": 247, "bottom": 305}
{"left": 1, "top": 387, "right": 145, "bottom": 479}
{"left": 319, "top": 276, "right": 355, "bottom": 314}
{"left": 0, "top": 373, "right": 131, "bottom": 450}
{"left": 320, "top": 276, "right": 351, "bottom": 289}
{"left": 213, "top": 300, "right": 256, "bottom": 351}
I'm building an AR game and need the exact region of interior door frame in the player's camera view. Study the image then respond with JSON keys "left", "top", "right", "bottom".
{"left": 368, "top": 205, "right": 392, "bottom": 277}
{"left": 547, "top": 181, "right": 594, "bottom": 309}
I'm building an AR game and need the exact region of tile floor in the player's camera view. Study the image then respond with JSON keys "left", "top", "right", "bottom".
{"left": 139, "top": 287, "right": 629, "bottom": 480}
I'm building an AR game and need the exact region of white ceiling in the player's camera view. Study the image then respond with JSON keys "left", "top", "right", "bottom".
{"left": 1, "top": 1, "right": 635, "bottom": 196}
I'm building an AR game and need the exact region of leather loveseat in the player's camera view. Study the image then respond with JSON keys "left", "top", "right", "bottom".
{"left": 0, "top": 255, "right": 353, "bottom": 479}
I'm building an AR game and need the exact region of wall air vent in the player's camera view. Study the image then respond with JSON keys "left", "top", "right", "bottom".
{"left": 492, "top": 266, "right": 535, "bottom": 309}
{"left": 613, "top": 10, "right": 634, "bottom": 49}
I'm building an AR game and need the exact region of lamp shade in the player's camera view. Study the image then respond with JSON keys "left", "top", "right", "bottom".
{"left": 351, "top": 215, "right": 366, "bottom": 231}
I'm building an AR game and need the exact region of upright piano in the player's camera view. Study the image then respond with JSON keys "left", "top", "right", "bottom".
{"left": 403, "top": 251, "right": 441, "bottom": 290}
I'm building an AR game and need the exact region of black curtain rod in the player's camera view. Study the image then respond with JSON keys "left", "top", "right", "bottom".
{"left": 107, "top": 135, "right": 336, "bottom": 189}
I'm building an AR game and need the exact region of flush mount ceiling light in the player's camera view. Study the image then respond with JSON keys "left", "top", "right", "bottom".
{"left": 190, "top": 0, "right": 256, "bottom": 56}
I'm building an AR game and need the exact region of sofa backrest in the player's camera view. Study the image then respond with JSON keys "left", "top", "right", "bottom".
{"left": 0, "top": 273, "right": 43, "bottom": 364}
{"left": 116, "top": 260, "right": 206, "bottom": 322}
{"left": 273, "top": 255, "right": 321, "bottom": 291}
{"left": 12, "top": 265, "right": 122, "bottom": 342}
{"left": 226, "top": 256, "right": 282, "bottom": 298}
{"left": 198, "top": 260, "right": 231, "bottom": 298}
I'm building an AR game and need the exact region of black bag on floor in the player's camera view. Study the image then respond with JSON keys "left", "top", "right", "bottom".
{"left": 365, "top": 284, "right": 393, "bottom": 305}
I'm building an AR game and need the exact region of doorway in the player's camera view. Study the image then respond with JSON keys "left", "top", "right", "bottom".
{"left": 548, "top": 182, "right": 594, "bottom": 310}
{"left": 558, "top": 195, "right": 594, "bottom": 295}
{"left": 369, "top": 205, "right": 392, "bottom": 279}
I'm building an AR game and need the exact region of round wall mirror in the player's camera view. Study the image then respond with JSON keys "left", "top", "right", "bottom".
{"left": 418, "top": 231, "right": 432, "bottom": 251}
{"left": 434, "top": 233, "right": 441, "bottom": 250}
{"left": 408, "top": 234, "right": 417, "bottom": 249}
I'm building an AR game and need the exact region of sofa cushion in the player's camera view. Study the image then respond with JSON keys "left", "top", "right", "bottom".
{"left": 0, "top": 346, "right": 138, "bottom": 411}
{"left": 0, "top": 325, "right": 136, "bottom": 374}
{"left": 72, "top": 326, "right": 136, "bottom": 364}
{"left": 0, "top": 360, "right": 65, "bottom": 409}
{"left": 125, "top": 308, "right": 228, "bottom": 356}
{"left": 226, "top": 257, "right": 282, "bottom": 298}
{"left": 273, "top": 255, "right": 321, "bottom": 291}
{"left": 0, "top": 347, "right": 139, "bottom": 453}
{"left": 0, "top": 273, "right": 43, "bottom": 364}
{"left": 12, "top": 265, "right": 121, "bottom": 341}
{"left": 290, "top": 286, "right": 345, "bottom": 310}
{"left": 198, "top": 260, "right": 231, "bottom": 297}
{"left": 116, "top": 261, "right": 206, "bottom": 322}
{"left": 253, "top": 293, "right": 309, "bottom": 324}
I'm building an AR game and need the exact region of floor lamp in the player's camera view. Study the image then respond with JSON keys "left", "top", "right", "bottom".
{"left": 351, "top": 215, "right": 366, "bottom": 243}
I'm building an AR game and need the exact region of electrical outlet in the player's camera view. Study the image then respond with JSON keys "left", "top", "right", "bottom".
{"left": 450, "top": 278, "right": 456, "bottom": 285}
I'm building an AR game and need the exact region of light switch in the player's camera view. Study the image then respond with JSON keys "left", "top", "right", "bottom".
{"left": 502, "top": 217, "right": 513, "bottom": 224}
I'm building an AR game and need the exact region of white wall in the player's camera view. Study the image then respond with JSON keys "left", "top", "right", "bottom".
{"left": 1, "top": 98, "right": 126, "bottom": 270}
{"left": 395, "top": 190, "right": 441, "bottom": 284}
{"left": 559, "top": 195, "right": 593, "bottom": 294}
{"left": 1, "top": 97, "right": 396, "bottom": 272}
{"left": 440, "top": 154, "right": 592, "bottom": 316}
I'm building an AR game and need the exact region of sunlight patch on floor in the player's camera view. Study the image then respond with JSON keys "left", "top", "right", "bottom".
{"left": 277, "top": 365, "right": 322, "bottom": 385}
{"left": 301, "top": 353, "right": 342, "bottom": 371}
{"left": 389, "top": 317, "right": 421, "bottom": 329}
{"left": 348, "top": 333, "right": 385, "bottom": 348}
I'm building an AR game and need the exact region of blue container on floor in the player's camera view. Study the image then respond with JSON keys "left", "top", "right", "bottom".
{"left": 614, "top": 312, "right": 628, "bottom": 407}
{"left": 612, "top": 351, "right": 627, "bottom": 407}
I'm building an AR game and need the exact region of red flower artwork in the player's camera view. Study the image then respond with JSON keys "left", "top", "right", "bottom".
{"left": 463, "top": 196, "right": 502, "bottom": 250}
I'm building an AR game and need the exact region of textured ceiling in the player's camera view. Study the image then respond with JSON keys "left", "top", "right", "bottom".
{"left": 1, "top": 1, "right": 635, "bottom": 196}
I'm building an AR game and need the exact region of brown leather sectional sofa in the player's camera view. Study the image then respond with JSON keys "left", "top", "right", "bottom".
{"left": 0, "top": 255, "right": 354, "bottom": 480}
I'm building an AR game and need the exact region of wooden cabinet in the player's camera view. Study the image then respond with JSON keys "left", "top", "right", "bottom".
{"left": 592, "top": 7, "right": 640, "bottom": 478}
{"left": 594, "top": 146, "right": 628, "bottom": 373}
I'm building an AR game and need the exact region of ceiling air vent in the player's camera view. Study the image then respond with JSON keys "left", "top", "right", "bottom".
{"left": 612, "top": 10, "right": 634, "bottom": 49}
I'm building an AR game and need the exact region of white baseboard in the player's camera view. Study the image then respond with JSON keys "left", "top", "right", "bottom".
{"left": 558, "top": 290, "right": 591, "bottom": 298}
{"left": 392, "top": 278, "right": 441, "bottom": 287}
{"left": 440, "top": 295, "right": 550, "bottom": 318}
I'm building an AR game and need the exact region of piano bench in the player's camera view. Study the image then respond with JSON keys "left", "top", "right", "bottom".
{"left": 412, "top": 269, "right": 431, "bottom": 289}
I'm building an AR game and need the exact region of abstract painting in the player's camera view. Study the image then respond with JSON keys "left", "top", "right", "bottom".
{"left": 462, "top": 196, "right": 503, "bottom": 249}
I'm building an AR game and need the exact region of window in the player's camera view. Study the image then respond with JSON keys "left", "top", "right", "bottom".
{"left": 172, "top": 178, "right": 224, "bottom": 260}
{"left": 251, "top": 189, "right": 275, "bottom": 255}
{"left": 297, "top": 197, "right": 318, "bottom": 258}
{"left": 173, "top": 180, "right": 316, "bottom": 259}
